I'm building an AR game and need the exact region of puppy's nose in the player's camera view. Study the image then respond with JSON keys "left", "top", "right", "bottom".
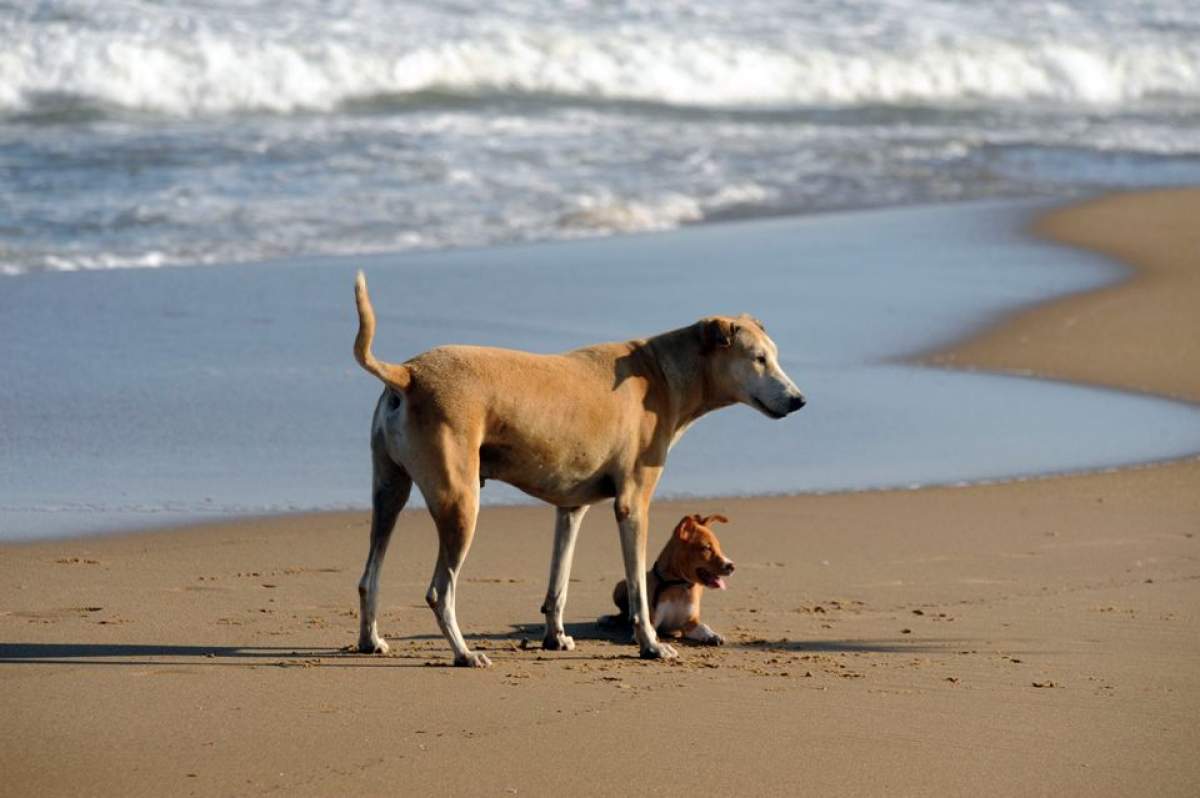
{"left": 723, "top": 560, "right": 735, "bottom": 575}
{"left": 788, "top": 394, "right": 806, "bottom": 412}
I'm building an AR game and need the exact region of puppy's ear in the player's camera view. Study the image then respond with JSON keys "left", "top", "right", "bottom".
{"left": 674, "top": 516, "right": 696, "bottom": 542}
{"left": 700, "top": 513, "right": 729, "bottom": 526}
{"left": 699, "top": 318, "right": 737, "bottom": 352}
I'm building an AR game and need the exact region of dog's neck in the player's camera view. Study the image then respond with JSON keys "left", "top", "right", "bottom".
{"left": 643, "top": 323, "right": 733, "bottom": 435}
{"left": 649, "top": 556, "right": 693, "bottom": 607}
{"left": 652, "top": 557, "right": 690, "bottom": 585}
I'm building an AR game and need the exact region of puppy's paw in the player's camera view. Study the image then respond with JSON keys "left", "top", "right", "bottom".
{"left": 542, "top": 632, "right": 575, "bottom": 651}
{"left": 454, "top": 651, "right": 493, "bottom": 668}
{"left": 685, "top": 623, "right": 724, "bottom": 646}
{"left": 640, "top": 641, "right": 679, "bottom": 660}
{"left": 357, "top": 637, "right": 390, "bottom": 655}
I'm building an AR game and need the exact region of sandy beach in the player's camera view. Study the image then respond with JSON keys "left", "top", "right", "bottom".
{"left": 2, "top": 189, "right": 1199, "bottom": 796}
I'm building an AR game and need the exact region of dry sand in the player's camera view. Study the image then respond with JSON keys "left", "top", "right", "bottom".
{"left": 3, "top": 190, "right": 1199, "bottom": 797}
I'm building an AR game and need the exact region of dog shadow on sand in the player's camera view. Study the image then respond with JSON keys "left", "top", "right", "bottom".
{"left": 366, "top": 619, "right": 979, "bottom": 658}
{"left": 0, "top": 626, "right": 988, "bottom": 668}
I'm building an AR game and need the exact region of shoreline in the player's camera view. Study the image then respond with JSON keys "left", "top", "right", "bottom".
{"left": 15, "top": 443, "right": 1195, "bottom": 550}
{"left": 6, "top": 195, "right": 1200, "bottom": 542}
{"left": 928, "top": 188, "right": 1200, "bottom": 402}
{"left": 3, "top": 189, "right": 1199, "bottom": 797}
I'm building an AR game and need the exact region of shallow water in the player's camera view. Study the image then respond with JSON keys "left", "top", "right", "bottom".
{"left": 2, "top": 199, "right": 1199, "bottom": 541}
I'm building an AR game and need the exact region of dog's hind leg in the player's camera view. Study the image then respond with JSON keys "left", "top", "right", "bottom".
{"left": 357, "top": 450, "right": 412, "bottom": 654}
{"left": 424, "top": 473, "right": 489, "bottom": 668}
{"left": 540, "top": 505, "right": 589, "bottom": 651}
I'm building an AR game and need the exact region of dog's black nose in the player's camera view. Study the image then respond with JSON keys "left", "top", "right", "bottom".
{"left": 724, "top": 561, "right": 736, "bottom": 574}
{"left": 788, "top": 394, "right": 806, "bottom": 412}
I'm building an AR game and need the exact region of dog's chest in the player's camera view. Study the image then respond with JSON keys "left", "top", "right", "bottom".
{"left": 653, "top": 594, "right": 696, "bottom": 632}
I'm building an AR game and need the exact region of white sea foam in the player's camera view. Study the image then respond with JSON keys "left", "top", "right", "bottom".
{"left": 557, "top": 184, "right": 770, "bottom": 234}
{"left": 40, "top": 251, "right": 173, "bottom": 272}
{"left": 3, "top": 4, "right": 1199, "bottom": 116}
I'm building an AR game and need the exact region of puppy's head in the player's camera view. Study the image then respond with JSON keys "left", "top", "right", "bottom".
{"left": 698, "top": 315, "right": 806, "bottom": 420}
{"left": 668, "top": 513, "right": 735, "bottom": 590}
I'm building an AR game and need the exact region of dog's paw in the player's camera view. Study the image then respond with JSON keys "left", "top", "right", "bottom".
{"left": 542, "top": 632, "right": 575, "bottom": 651}
{"left": 640, "top": 641, "right": 679, "bottom": 660}
{"left": 357, "top": 637, "right": 390, "bottom": 655}
{"left": 454, "top": 651, "right": 493, "bottom": 668}
{"left": 704, "top": 632, "right": 726, "bottom": 646}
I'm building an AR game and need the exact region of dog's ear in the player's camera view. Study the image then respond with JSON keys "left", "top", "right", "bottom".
{"left": 743, "top": 315, "right": 765, "bottom": 334}
{"left": 699, "top": 318, "right": 738, "bottom": 352}
{"left": 700, "top": 513, "right": 729, "bottom": 527}
{"left": 674, "top": 516, "right": 696, "bottom": 542}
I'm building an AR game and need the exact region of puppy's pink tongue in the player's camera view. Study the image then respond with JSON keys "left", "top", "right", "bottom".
{"left": 713, "top": 576, "right": 726, "bottom": 590}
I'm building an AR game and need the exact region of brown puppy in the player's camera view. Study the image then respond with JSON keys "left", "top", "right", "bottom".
{"left": 610, "top": 514, "right": 735, "bottom": 645}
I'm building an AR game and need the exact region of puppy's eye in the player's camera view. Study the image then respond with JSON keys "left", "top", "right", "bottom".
{"left": 754, "top": 354, "right": 767, "bottom": 365}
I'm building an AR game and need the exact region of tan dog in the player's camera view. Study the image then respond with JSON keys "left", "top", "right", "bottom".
{"left": 611, "top": 514, "right": 735, "bottom": 645}
{"left": 352, "top": 271, "right": 804, "bottom": 666}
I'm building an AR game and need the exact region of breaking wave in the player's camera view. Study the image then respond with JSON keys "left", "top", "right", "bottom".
{"left": 4, "top": 15, "right": 1200, "bottom": 117}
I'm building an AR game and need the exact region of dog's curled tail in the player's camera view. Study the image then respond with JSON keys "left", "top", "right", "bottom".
{"left": 354, "top": 271, "right": 412, "bottom": 393}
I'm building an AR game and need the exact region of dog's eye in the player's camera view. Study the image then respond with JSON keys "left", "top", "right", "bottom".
{"left": 754, "top": 354, "right": 767, "bottom": 365}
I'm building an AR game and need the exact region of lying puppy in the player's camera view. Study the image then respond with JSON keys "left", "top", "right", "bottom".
{"left": 609, "top": 514, "right": 735, "bottom": 645}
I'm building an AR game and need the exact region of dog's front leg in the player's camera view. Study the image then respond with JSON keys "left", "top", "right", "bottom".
{"left": 541, "top": 505, "right": 589, "bottom": 651}
{"left": 615, "top": 484, "right": 677, "bottom": 660}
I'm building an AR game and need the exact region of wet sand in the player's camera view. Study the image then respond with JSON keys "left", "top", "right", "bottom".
{"left": 2, "top": 189, "right": 1198, "bottom": 797}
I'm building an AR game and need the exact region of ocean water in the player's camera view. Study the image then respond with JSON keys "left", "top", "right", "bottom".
{"left": 3, "top": 200, "right": 1200, "bottom": 540}
{"left": 3, "top": 5, "right": 1200, "bottom": 540}
{"left": 3, "top": 0, "right": 1200, "bottom": 274}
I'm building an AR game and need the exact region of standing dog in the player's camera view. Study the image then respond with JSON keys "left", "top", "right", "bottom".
{"left": 352, "top": 271, "right": 804, "bottom": 666}
{"left": 611, "top": 513, "right": 735, "bottom": 645}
